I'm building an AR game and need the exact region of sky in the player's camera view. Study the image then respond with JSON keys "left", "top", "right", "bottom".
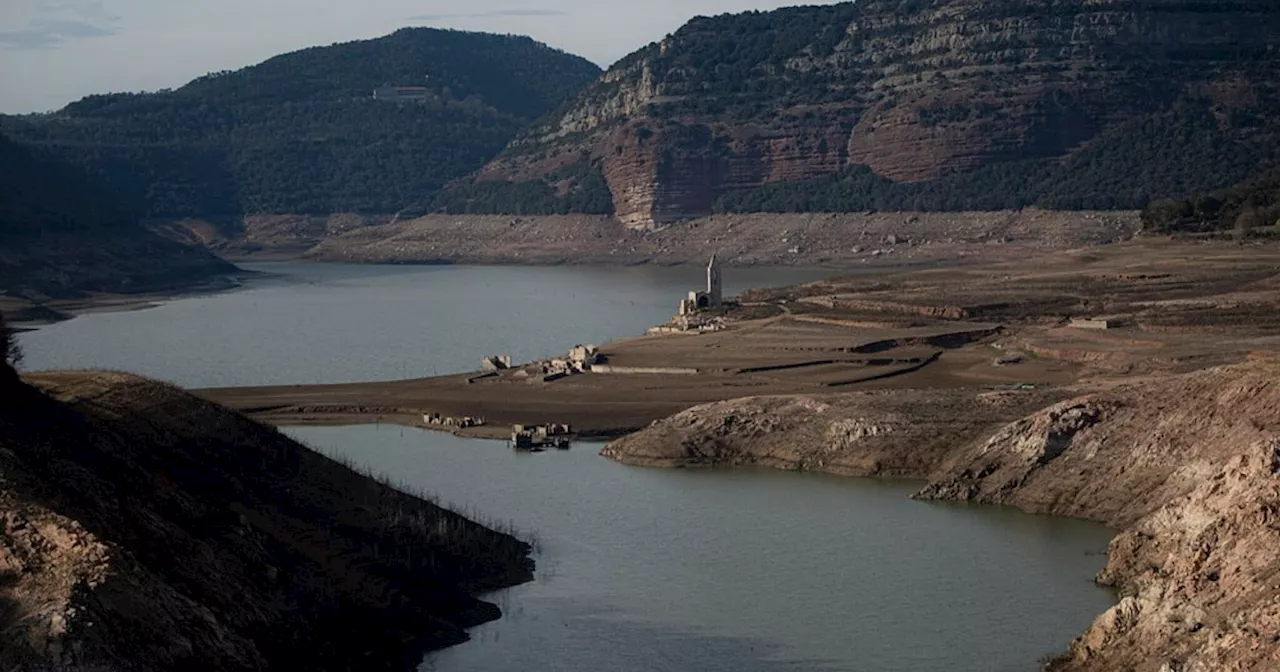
{"left": 0, "top": 0, "right": 840, "bottom": 114}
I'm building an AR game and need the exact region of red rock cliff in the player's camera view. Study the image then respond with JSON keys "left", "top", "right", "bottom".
{"left": 473, "top": 0, "right": 1280, "bottom": 228}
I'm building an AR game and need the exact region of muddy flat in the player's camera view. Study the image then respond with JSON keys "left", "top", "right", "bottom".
{"left": 199, "top": 317, "right": 1056, "bottom": 437}
{"left": 196, "top": 238, "right": 1280, "bottom": 437}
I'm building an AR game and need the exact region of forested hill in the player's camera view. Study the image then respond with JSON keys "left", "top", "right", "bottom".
{"left": 0, "top": 132, "right": 234, "bottom": 298}
{"left": 1141, "top": 169, "right": 1280, "bottom": 235}
{"left": 0, "top": 133, "right": 133, "bottom": 237}
{"left": 0, "top": 28, "right": 602, "bottom": 217}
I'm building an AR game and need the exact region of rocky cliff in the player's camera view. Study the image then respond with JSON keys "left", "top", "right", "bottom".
{"left": 460, "top": 0, "right": 1280, "bottom": 227}
{"left": 0, "top": 371, "right": 533, "bottom": 670}
{"left": 604, "top": 361, "right": 1280, "bottom": 670}
{"left": 917, "top": 365, "right": 1280, "bottom": 671}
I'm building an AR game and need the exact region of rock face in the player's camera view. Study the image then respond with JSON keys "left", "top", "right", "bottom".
{"left": 471, "top": 0, "right": 1280, "bottom": 227}
{"left": 601, "top": 388, "right": 1071, "bottom": 475}
{"left": 605, "top": 361, "right": 1280, "bottom": 670}
{"left": 917, "top": 365, "right": 1280, "bottom": 672}
{"left": 0, "top": 372, "right": 533, "bottom": 671}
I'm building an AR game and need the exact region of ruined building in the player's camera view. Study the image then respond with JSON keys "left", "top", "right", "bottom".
{"left": 707, "top": 252, "right": 722, "bottom": 306}
{"left": 481, "top": 354, "right": 514, "bottom": 372}
{"left": 680, "top": 253, "right": 723, "bottom": 315}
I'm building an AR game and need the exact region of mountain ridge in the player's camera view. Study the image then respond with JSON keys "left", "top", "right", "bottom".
{"left": 450, "top": 0, "right": 1280, "bottom": 227}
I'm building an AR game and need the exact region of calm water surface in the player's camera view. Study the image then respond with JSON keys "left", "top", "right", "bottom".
{"left": 21, "top": 263, "right": 1117, "bottom": 671}
{"left": 21, "top": 263, "right": 830, "bottom": 388}
{"left": 293, "top": 426, "right": 1116, "bottom": 672}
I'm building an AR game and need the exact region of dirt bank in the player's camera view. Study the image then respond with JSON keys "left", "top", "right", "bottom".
{"left": 604, "top": 362, "right": 1280, "bottom": 671}
{"left": 0, "top": 371, "right": 533, "bottom": 671}
{"left": 159, "top": 209, "right": 1139, "bottom": 267}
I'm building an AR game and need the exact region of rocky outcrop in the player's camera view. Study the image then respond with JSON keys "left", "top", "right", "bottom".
{"left": 604, "top": 362, "right": 1280, "bottom": 669}
{"left": 601, "top": 387, "right": 1072, "bottom": 475}
{"left": 471, "top": 0, "right": 1280, "bottom": 227}
{"left": 0, "top": 372, "right": 533, "bottom": 670}
{"left": 917, "top": 365, "right": 1280, "bottom": 671}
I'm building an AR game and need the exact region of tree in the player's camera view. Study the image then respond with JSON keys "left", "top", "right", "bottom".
{"left": 1234, "top": 207, "right": 1261, "bottom": 243}
{"left": 0, "top": 313, "right": 21, "bottom": 377}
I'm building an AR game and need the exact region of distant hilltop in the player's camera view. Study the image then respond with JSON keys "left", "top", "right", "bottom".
{"left": 0, "top": 28, "right": 602, "bottom": 218}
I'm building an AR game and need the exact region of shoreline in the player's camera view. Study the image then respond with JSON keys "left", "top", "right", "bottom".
{"left": 2, "top": 255, "right": 846, "bottom": 327}
{"left": 195, "top": 237, "right": 1280, "bottom": 669}
{"left": 1, "top": 271, "right": 260, "bottom": 326}
{"left": 6, "top": 206, "right": 1144, "bottom": 324}
{"left": 161, "top": 208, "right": 1141, "bottom": 267}
{"left": 5, "top": 204, "right": 1147, "bottom": 327}
{"left": 602, "top": 361, "right": 1280, "bottom": 671}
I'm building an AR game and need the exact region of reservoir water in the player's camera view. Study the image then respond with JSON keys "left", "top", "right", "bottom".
{"left": 20, "top": 263, "right": 833, "bottom": 388}
{"left": 20, "top": 262, "right": 1117, "bottom": 671}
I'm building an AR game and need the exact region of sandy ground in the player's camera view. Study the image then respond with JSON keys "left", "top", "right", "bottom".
{"left": 198, "top": 319, "right": 1058, "bottom": 437}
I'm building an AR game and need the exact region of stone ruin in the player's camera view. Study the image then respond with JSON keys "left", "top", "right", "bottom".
{"left": 569, "top": 344, "right": 599, "bottom": 369}
{"left": 481, "top": 354, "right": 513, "bottom": 372}
{"left": 1070, "top": 318, "right": 1119, "bottom": 330}
{"left": 423, "top": 412, "right": 485, "bottom": 429}
{"left": 535, "top": 345, "right": 599, "bottom": 382}
{"left": 511, "top": 423, "right": 573, "bottom": 450}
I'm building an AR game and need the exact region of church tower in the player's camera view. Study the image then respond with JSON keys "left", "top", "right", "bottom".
{"left": 706, "top": 253, "right": 722, "bottom": 307}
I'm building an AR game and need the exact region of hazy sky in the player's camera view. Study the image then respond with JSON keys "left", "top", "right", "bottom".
{"left": 0, "top": 0, "right": 840, "bottom": 114}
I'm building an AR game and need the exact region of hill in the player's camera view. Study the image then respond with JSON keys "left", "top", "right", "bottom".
{"left": 0, "top": 363, "right": 533, "bottom": 670}
{"left": 450, "top": 0, "right": 1280, "bottom": 228}
{"left": 0, "top": 29, "right": 602, "bottom": 217}
{"left": 0, "top": 133, "right": 234, "bottom": 302}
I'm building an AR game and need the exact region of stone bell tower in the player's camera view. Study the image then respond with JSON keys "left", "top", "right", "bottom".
{"left": 706, "top": 252, "right": 722, "bottom": 307}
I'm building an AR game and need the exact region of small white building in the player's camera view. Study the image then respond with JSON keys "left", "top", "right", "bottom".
{"left": 373, "top": 86, "right": 430, "bottom": 102}
{"left": 1070, "top": 318, "right": 1118, "bottom": 330}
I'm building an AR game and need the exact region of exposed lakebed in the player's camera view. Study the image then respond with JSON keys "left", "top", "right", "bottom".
{"left": 21, "top": 262, "right": 1116, "bottom": 671}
